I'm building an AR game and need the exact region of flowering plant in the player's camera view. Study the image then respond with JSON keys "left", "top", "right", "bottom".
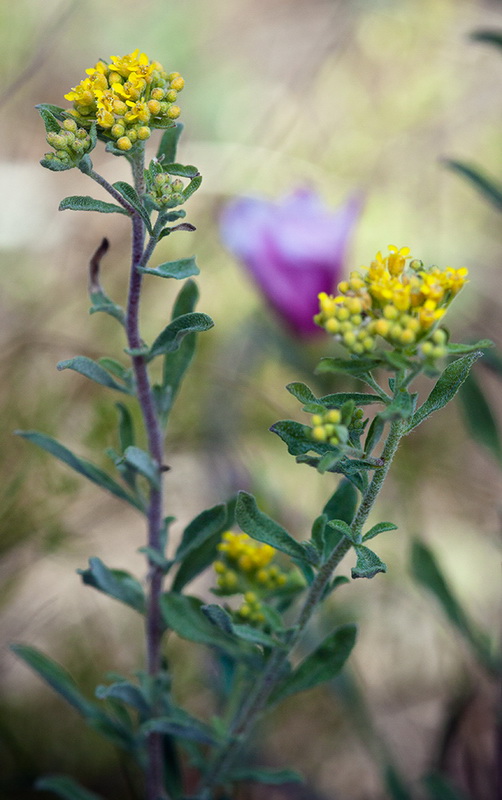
{"left": 12, "top": 50, "right": 491, "bottom": 800}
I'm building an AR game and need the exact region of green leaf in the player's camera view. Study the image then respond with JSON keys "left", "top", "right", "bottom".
{"left": 89, "top": 289, "right": 126, "bottom": 327}
{"left": 162, "top": 162, "right": 200, "bottom": 178}
{"left": 444, "top": 159, "right": 502, "bottom": 211}
{"left": 59, "top": 196, "right": 130, "bottom": 215}
{"left": 226, "top": 767, "right": 303, "bottom": 786}
{"left": 364, "top": 415, "right": 385, "bottom": 456}
{"left": 271, "top": 624, "right": 357, "bottom": 704}
{"left": 183, "top": 174, "right": 203, "bottom": 202}
{"left": 78, "top": 557, "right": 146, "bottom": 613}
{"left": 327, "top": 518, "right": 358, "bottom": 544}
{"left": 175, "top": 504, "right": 228, "bottom": 562}
{"left": 471, "top": 29, "right": 502, "bottom": 50}
{"left": 379, "top": 390, "right": 416, "bottom": 421}
{"left": 457, "top": 371, "right": 502, "bottom": 462}
{"left": 95, "top": 680, "right": 150, "bottom": 717}
{"left": 57, "top": 356, "right": 131, "bottom": 394}
{"left": 124, "top": 446, "right": 160, "bottom": 489}
{"left": 37, "top": 103, "right": 64, "bottom": 134}
{"left": 320, "top": 391, "right": 382, "bottom": 407}
{"left": 411, "top": 540, "right": 497, "bottom": 673}
{"left": 137, "top": 256, "right": 199, "bottom": 280}
{"left": 383, "top": 765, "right": 414, "bottom": 800}
{"left": 156, "top": 123, "right": 183, "bottom": 163}
{"left": 40, "top": 156, "right": 75, "bottom": 172}
{"left": 116, "top": 403, "right": 135, "bottom": 452}
{"left": 286, "top": 382, "right": 317, "bottom": 404}
{"left": 16, "top": 431, "right": 143, "bottom": 510}
{"left": 323, "top": 479, "right": 358, "bottom": 523}
{"left": 11, "top": 645, "right": 98, "bottom": 718}
{"left": 236, "top": 491, "right": 315, "bottom": 565}
{"left": 269, "top": 420, "right": 314, "bottom": 456}
{"left": 112, "top": 180, "right": 153, "bottom": 233}
{"left": 36, "top": 775, "right": 104, "bottom": 800}
{"left": 407, "top": 352, "right": 483, "bottom": 433}
{"left": 352, "top": 545, "right": 387, "bottom": 579}
{"left": 310, "top": 514, "right": 327, "bottom": 555}
{"left": 172, "top": 278, "right": 199, "bottom": 317}
{"left": 422, "top": 773, "right": 470, "bottom": 800}
{"left": 140, "top": 715, "right": 217, "bottom": 746}
{"left": 447, "top": 339, "right": 493, "bottom": 354}
{"left": 316, "top": 356, "right": 379, "bottom": 378}
{"left": 160, "top": 593, "right": 245, "bottom": 657}
{"left": 201, "top": 603, "right": 234, "bottom": 634}
{"left": 363, "top": 521, "right": 398, "bottom": 541}
{"left": 149, "top": 312, "right": 214, "bottom": 357}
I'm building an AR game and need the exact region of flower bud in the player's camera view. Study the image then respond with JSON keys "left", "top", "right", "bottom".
{"left": 116, "top": 136, "right": 132, "bottom": 151}
{"left": 166, "top": 105, "right": 181, "bottom": 119}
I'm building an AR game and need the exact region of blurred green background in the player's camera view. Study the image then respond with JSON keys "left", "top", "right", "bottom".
{"left": 0, "top": 1, "right": 500, "bottom": 798}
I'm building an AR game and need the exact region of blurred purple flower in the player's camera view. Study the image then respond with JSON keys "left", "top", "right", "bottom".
{"left": 220, "top": 188, "right": 362, "bottom": 337}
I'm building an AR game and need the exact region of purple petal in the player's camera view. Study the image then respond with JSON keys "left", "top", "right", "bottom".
{"left": 220, "top": 189, "right": 362, "bottom": 337}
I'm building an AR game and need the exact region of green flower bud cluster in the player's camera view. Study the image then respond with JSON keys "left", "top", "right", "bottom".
{"left": 309, "top": 405, "right": 365, "bottom": 448}
{"left": 44, "top": 118, "right": 92, "bottom": 168}
{"left": 148, "top": 172, "right": 186, "bottom": 208}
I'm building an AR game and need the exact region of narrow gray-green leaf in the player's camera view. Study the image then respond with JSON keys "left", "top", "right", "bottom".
{"left": 407, "top": 352, "right": 482, "bottom": 433}
{"left": 16, "top": 431, "right": 143, "bottom": 510}
{"left": 59, "top": 196, "right": 130, "bottom": 215}
{"left": 35, "top": 775, "right": 104, "bottom": 800}
{"left": 140, "top": 715, "right": 217, "bottom": 745}
{"left": 149, "top": 312, "right": 214, "bottom": 357}
{"left": 124, "top": 446, "right": 160, "bottom": 489}
{"left": 271, "top": 624, "right": 357, "bottom": 704}
{"left": 57, "top": 356, "right": 131, "bottom": 394}
{"left": 175, "top": 503, "right": 228, "bottom": 561}
{"left": 363, "top": 521, "right": 398, "bottom": 541}
{"left": 113, "top": 180, "right": 153, "bottom": 232}
{"left": 236, "top": 491, "right": 314, "bottom": 564}
{"left": 160, "top": 593, "right": 244, "bottom": 656}
{"left": 156, "top": 123, "right": 183, "bottom": 163}
{"left": 78, "top": 557, "right": 146, "bottom": 613}
{"left": 11, "top": 645, "right": 98, "bottom": 719}
{"left": 327, "top": 518, "right": 357, "bottom": 544}
{"left": 138, "top": 257, "right": 199, "bottom": 279}
{"left": 444, "top": 159, "right": 502, "bottom": 211}
{"left": 226, "top": 767, "right": 303, "bottom": 786}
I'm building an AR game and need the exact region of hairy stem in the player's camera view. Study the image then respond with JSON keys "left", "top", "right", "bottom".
{"left": 125, "top": 147, "right": 169, "bottom": 800}
{"left": 199, "top": 416, "right": 407, "bottom": 795}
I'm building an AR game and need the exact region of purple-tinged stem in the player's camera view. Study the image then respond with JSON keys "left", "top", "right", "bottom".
{"left": 124, "top": 149, "right": 169, "bottom": 800}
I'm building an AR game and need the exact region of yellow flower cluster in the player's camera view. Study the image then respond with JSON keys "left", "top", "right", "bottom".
{"left": 63, "top": 49, "right": 184, "bottom": 151}
{"left": 315, "top": 246, "right": 468, "bottom": 360}
{"left": 214, "top": 531, "right": 289, "bottom": 625}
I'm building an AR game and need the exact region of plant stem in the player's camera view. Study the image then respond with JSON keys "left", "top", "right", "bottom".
{"left": 199, "top": 416, "right": 407, "bottom": 796}
{"left": 125, "top": 148, "right": 169, "bottom": 800}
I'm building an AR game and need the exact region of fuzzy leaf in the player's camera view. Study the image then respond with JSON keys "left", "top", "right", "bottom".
{"left": 150, "top": 312, "right": 214, "bottom": 357}
{"left": 140, "top": 714, "right": 217, "bottom": 746}
{"left": 458, "top": 371, "right": 502, "bottom": 462}
{"left": 124, "top": 446, "right": 160, "bottom": 489}
{"left": 37, "top": 103, "right": 64, "bottom": 133}
{"left": 95, "top": 681, "right": 149, "bottom": 718}
{"left": 59, "top": 196, "right": 130, "bottom": 215}
{"left": 16, "top": 431, "right": 143, "bottom": 510}
{"left": 57, "top": 356, "right": 131, "bottom": 394}
{"left": 379, "top": 391, "right": 416, "bottom": 421}
{"left": 175, "top": 504, "right": 228, "bottom": 562}
{"left": 138, "top": 257, "right": 199, "bottom": 279}
{"left": 407, "top": 352, "right": 482, "bottom": 433}
{"left": 447, "top": 339, "right": 493, "bottom": 354}
{"left": 35, "top": 775, "right": 104, "bottom": 800}
{"left": 271, "top": 624, "right": 357, "bottom": 704}
{"left": 162, "top": 162, "right": 200, "bottom": 178}
{"left": 363, "top": 521, "right": 398, "bottom": 541}
{"left": 112, "top": 180, "right": 153, "bottom": 232}
{"left": 156, "top": 123, "right": 183, "bottom": 163}
{"left": 364, "top": 415, "right": 385, "bottom": 456}
{"left": 78, "top": 557, "right": 146, "bottom": 613}
{"left": 352, "top": 545, "right": 387, "bottom": 579}
{"left": 327, "top": 518, "right": 357, "bottom": 544}
{"left": 236, "top": 491, "right": 315, "bottom": 564}
{"left": 11, "top": 645, "right": 98, "bottom": 718}
{"left": 160, "top": 594, "right": 245, "bottom": 657}
{"left": 270, "top": 420, "right": 314, "bottom": 456}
